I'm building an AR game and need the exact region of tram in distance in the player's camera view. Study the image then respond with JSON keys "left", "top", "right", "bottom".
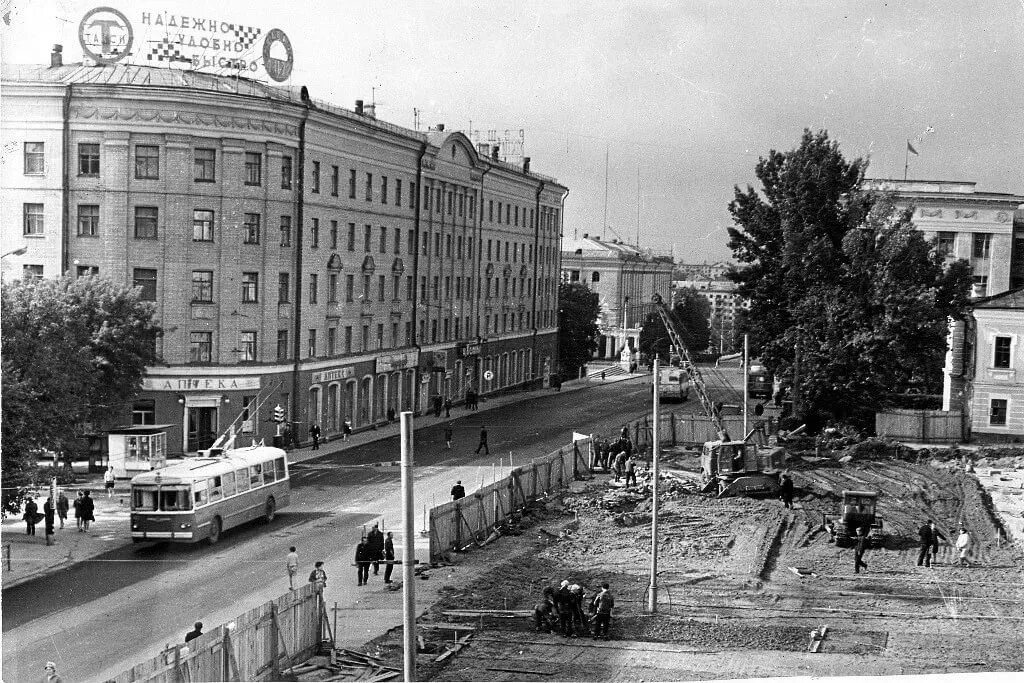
{"left": 129, "top": 443, "right": 290, "bottom": 544}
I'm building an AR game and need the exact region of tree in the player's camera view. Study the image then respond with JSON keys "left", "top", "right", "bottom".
{"left": 639, "top": 288, "right": 711, "bottom": 360}
{"left": 727, "top": 130, "right": 972, "bottom": 427}
{"left": 557, "top": 281, "right": 601, "bottom": 377}
{"left": 2, "top": 275, "right": 161, "bottom": 513}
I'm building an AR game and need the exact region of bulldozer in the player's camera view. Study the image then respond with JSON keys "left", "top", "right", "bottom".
{"left": 700, "top": 440, "right": 787, "bottom": 498}
{"left": 824, "top": 490, "right": 885, "bottom": 548}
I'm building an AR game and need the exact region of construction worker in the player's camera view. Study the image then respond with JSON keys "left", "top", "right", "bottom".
{"left": 853, "top": 526, "right": 869, "bottom": 574}
{"left": 555, "top": 580, "right": 575, "bottom": 637}
{"left": 533, "top": 586, "right": 558, "bottom": 633}
{"left": 955, "top": 527, "right": 973, "bottom": 567}
{"left": 917, "top": 520, "right": 943, "bottom": 567}
{"left": 591, "top": 583, "right": 615, "bottom": 640}
{"left": 569, "top": 584, "right": 589, "bottom": 636}
{"left": 624, "top": 456, "right": 637, "bottom": 488}
{"left": 779, "top": 474, "right": 794, "bottom": 509}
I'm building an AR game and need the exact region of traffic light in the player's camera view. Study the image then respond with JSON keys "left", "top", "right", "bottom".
{"left": 273, "top": 404, "right": 286, "bottom": 423}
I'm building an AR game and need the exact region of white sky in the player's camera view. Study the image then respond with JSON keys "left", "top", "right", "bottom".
{"left": 4, "top": 0, "right": 1023, "bottom": 262}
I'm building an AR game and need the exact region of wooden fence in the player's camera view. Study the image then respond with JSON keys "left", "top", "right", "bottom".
{"left": 617, "top": 412, "right": 779, "bottom": 450}
{"left": 875, "top": 409, "right": 965, "bottom": 443}
{"left": 106, "top": 584, "right": 323, "bottom": 682}
{"left": 428, "top": 440, "right": 590, "bottom": 561}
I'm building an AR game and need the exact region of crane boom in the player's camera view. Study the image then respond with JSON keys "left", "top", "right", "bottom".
{"left": 651, "top": 294, "right": 728, "bottom": 440}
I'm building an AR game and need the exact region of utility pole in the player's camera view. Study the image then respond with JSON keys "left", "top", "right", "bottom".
{"left": 400, "top": 412, "right": 416, "bottom": 681}
{"left": 648, "top": 358, "right": 660, "bottom": 612}
{"left": 742, "top": 334, "right": 749, "bottom": 438}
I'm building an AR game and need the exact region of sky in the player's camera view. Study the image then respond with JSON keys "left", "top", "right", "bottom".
{"left": 3, "top": 0, "right": 1023, "bottom": 263}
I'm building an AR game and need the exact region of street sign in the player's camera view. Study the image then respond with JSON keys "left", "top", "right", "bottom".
{"left": 483, "top": 370, "right": 494, "bottom": 381}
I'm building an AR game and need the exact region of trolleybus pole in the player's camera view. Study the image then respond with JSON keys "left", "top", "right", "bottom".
{"left": 743, "top": 334, "right": 749, "bottom": 439}
{"left": 400, "top": 411, "right": 417, "bottom": 681}
{"left": 648, "top": 358, "right": 660, "bottom": 613}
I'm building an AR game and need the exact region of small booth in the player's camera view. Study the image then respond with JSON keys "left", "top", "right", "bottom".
{"left": 107, "top": 425, "right": 171, "bottom": 479}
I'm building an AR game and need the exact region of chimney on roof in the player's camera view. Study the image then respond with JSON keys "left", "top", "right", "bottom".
{"left": 436, "top": 123, "right": 445, "bottom": 132}
{"left": 523, "top": 157, "right": 531, "bottom": 173}
{"left": 355, "top": 99, "right": 364, "bottom": 115}
{"left": 491, "top": 145, "right": 500, "bottom": 161}
{"left": 50, "top": 44, "right": 63, "bottom": 68}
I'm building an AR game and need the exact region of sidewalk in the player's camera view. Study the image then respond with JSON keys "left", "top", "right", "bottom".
{"left": 0, "top": 371, "right": 646, "bottom": 591}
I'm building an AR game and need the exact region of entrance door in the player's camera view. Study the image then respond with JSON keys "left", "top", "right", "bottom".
{"left": 187, "top": 407, "right": 217, "bottom": 452}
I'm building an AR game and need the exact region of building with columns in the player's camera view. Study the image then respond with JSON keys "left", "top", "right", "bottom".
{"left": 1, "top": 58, "right": 566, "bottom": 456}
{"left": 560, "top": 234, "right": 674, "bottom": 360}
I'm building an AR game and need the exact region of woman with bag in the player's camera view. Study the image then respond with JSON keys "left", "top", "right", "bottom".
{"left": 309, "top": 561, "right": 327, "bottom": 594}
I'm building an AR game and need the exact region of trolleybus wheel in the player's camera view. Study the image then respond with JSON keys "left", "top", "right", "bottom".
{"left": 208, "top": 516, "right": 222, "bottom": 545}
{"left": 264, "top": 496, "right": 276, "bottom": 523}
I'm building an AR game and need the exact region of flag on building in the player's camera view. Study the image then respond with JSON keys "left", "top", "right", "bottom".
{"left": 907, "top": 141, "right": 919, "bottom": 156}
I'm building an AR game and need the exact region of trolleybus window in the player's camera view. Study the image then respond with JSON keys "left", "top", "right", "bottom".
{"left": 209, "top": 475, "right": 223, "bottom": 501}
{"left": 133, "top": 487, "right": 158, "bottom": 511}
{"left": 194, "top": 485, "right": 208, "bottom": 507}
{"left": 159, "top": 487, "right": 192, "bottom": 511}
{"left": 235, "top": 468, "right": 250, "bottom": 493}
{"left": 222, "top": 470, "right": 236, "bottom": 497}
{"left": 249, "top": 463, "right": 264, "bottom": 487}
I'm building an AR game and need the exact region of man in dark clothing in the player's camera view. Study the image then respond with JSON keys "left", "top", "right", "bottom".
{"left": 23, "top": 498, "right": 38, "bottom": 536}
{"left": 555, "top": 581, "right": 575, "bottom": 637}
{"left": 533, "top": 587, "right": 559, "bottom": 633}
{"left": 591, "top": 583, "right": 615, "bottom": 639}
{"left": 444, "top": 398, "right": 452, "bottom": 417}
{"left": 917, "top": 520, "right": 943, "bottom": 567}
{"left": 366, "top": 524, "right": 385, "bottom": 575}
{"left": 444, "top": 423, "right": 454, "bottom": 450}
{"left": 387, "top": 407, "right": 397, "bottom": 423}
{"left": 779, "top": 474, "right": 794, "bottom": 509}
{"left": 475, "top": 426, "right": 489, "bottom": 455}
{"left": 185, "top": 622, "right": 203, "bottom": 643}
{"left": 624, "top": 457, "right": 637, "bottom": 488}
{"left": 854, "top": 527, "right": 869, "bottom": 573}
{"left": 433, "top": 395, "right": 443, "bottom": 418}
{"left": 451, "top": 480, "right": 466, "bottom": 500}
{"left": 620, "top": 425, "right": 629, "bottom": 441}
{"left": 309, "top": 423, "right": 321, "bottom": 450}
{"left": 383, "top": 532, "right": 396, "bottom": 584}
{"left": 56, "top": 491, "right": 69, "bottom": 529}
{"left": 43, "top": 496, "right": 56, "bottom": 545}
{"left": 355, "top": 540, "right": 371, "bottom": 586}
{"left": 80, "top": 490, "right": 95, "bottom": 532}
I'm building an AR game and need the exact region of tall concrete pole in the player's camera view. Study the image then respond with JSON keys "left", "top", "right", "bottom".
{"left": 400, "top": 411, "right": 416, "bottom": 681}
{"left": 743, "top": 334, "right": 749, "bottom": 439}
{"left": 648, "top": 358, "right": 660, "bottom": 613}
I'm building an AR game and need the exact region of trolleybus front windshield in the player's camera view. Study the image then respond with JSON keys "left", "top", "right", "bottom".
{"left": 132, "top": 486, "right": 193, "bottom": 511}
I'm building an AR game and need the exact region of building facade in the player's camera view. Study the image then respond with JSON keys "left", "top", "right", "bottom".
{"left": 672, "top": 276, "right": 746, "bottom": 354}
{"left": 866, "top": 179, "right": 1024, "bottom": 297}
{"left": 1, "top": 60, "right": 566, "bottom": 455}
{"left": 560, "top": 234, "right": 673, "bottom": 360}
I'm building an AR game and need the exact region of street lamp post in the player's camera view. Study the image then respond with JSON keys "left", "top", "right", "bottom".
{"left": 1, "top": 246, "right": 28, "bottom": 259}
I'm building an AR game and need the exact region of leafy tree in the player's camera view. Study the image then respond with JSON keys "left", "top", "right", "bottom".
{"left": 639, "top": 287, "right": 711, "bottom": 360}
{"left": 557, "top": 281, "right": 601, "bottom": 376}
{"left": 2, "top": 275, "right": 161, "bottom": 513}
{"left": 727, "top": 130, "right": 972, "bottom": 427}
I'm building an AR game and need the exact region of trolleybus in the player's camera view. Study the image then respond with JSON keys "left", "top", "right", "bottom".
{"left": 747, "top": 363, "right": 773, "bottom": 400}
{"left": 130, "top": 443, "right": 289, "bottom": 544}
{"left": 658, "top": 364, "right": 691, "bottom": 402}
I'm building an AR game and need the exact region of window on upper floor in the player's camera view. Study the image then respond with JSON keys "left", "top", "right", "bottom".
{"left": 592, "top": 271, "right": 601, "bottom": 283}
{"left": 348, "top": 223, "right": 356, "bottom": 251}
{"left": 331, "top": 220, "right": 339, "bottom": 250}
{"left": 244, "top": 152, "right": 262, "bottom": 186}
{"left": 79, "top": 143, "right": 100, "bottom": 176}
{"left": 349, "top": 169, "right": 357, "bottom": 198}
{"left": 23, "top": 203, "right": 44, "bottom": 235}
{"left": 973, "top": 233, "right": 992, "bottom": 259}
{"left": 395, "top": 178, "right": 402, "bottom": 207}
{"left": 381, "top": 176, "right": 388, "bottom": 204}
{"left": 280, "top": 216, "right": 292, "bottom": 247}
{"left": 241, "top": 272, "right": 259, "bottom": 303}
{"left": 972, "top": 275, "right": 988, "bottom": 298}
{"left": 134, "top": 206, "right": 158, "bottom": 239}
{"left": 239, "top": 331, "right": 257, "bottom": 362}
{"left": 22, "top": 264, "right": 44, "bottom": 281}
{"left": 193, "top": 209, "right": 214, "bottom": 242}
{"left": 77, "top": 205, "right": 99, "bottom": 237}
{"left": 243, "top": 213, "right": 261, "bottom": 244}
{"left": 310, "top": 218, "right": 320, "bottom": 248}
{"left": 190, "top": 331, "right": 213, "bottom": 364}
{"left": 990, "top": 398, "right": 1008, "bottom": 426}
{"left": 24, "top": 142, "right": 45, "bottom": 175}
{"left": 936, "top": 231, "right": 955, "bottom": 256}
{"left": 311, "top": 161, "right": 320, "bottom": 193}
{"left": 279, "top": 273, "right": 290, "bottom": 303}
{"left": 331, "top": 165, "right": 339, "bottom": 196}
{"left": 194, "top": 148, "right": 215, "bottom": 182}
{"left": 133, "top": 268, "right": 157, "bottom": 301}
{"left": 191, "top": 270, "right": 213, "bottom": 302}
{"left": 365, "top": 172, "right": 373, "bottom": 201}
{"left": 135, "top": 145, "right": 159, "bottom": 179}
{"left": 281, "top": 155, "right": 293, "bottom": 189}
{"left": 309, "top": 273, "right": 319, "bottom": 304}
{"left": 277, "top": 330, "right": 289, "bottom": 361}
{"left": 994, "top": 336, "right": 1012, "bottom": 369}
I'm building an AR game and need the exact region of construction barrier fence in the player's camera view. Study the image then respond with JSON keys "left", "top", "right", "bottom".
{"left": 616, "top": 411, "right": 780, "bottom": 451}
{"left": 875, "top": 409, "right": 966, "bottom": 443}
{"left": 428, "top": 440, "right": 591, "bottom": 562}
{"left": 106, "top": 585, "right": 324, "bottom": 683}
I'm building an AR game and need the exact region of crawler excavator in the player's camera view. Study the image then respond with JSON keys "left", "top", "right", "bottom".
{"left": 650, "top": 294, "right": 786, "bottom": 497}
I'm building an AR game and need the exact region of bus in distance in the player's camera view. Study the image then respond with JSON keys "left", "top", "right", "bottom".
{"left": 130, "top": 444, "right": 289, "bottom": 544}
{"left": 658, "top": 364, "right": 691, "bottom": 402}
{"left": 747, "top": 363, "right": 773, "bottom": 400}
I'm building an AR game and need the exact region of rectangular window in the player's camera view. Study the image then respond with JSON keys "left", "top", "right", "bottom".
{"left": 408, "top": 229, "right": 416, "bottom": 254}
{"left": 329, "top": 273, "right": 338, "bottom": 303}
{"left": 425, "top": 185, "right": 432, "bottom": 212}
{"left": 241, "top": 272, "right": 259, "bottom": 303}
{"left": 431, "top": 320, "right": 438, "bottom": 342}
{"left": 497, "top": 202, "right": 503, "bottom": 224}
{"left": 435, "top": 233, "right": 442, "bottom": 257}
{"left": 469, "top": 194, "right": 476, "bottom": 218}
{"left": 973, "top": 233, "right": 992, "bottom": 259}
{"left": 331, "top": 165, "right": 339, "bottom": 196}
{"left": 245, "top": 152, "right": 262, "bottom": 185}
{"left": 444, "top": 318, "right": 450, "bottom": 339}
{"left": 349, "top": 169, "right": 357, "bottom": 198}
{"left": 135, "top": 145, "right": 159, "bottom": 179}
{"left": 191, "top": 270, "right": 213, "bottom": 302}
{"left": 363, "top": 274, "right": 371, "bottom": 300}
{"left": 362, "top": 224, "right": 371, "bottom": 252}
{"left": 392, "top": 322, "right": 399, "bottom": 347}
{"left": 394, "top": 227, "right": 401, "bottom": 254}
{"left": 381, "top": 176, "right": 388, "bottom": 204}
{"left": 436, "top": 188, "right": 442, "bottom": 214}
{"left": 433, "top": 276, "right": 440, "bottom": 300}
{"left": 309, "top": 273, "right": 319, "bottom": 304}
{"left": 344, "top": 326, "right": 352, "bottom": 353}
{"left": 134, "top": 206, "right": 158, "bottom": 239}
{"left": 280, "top": 216, "right": 292, "bottom": 247}
{"left": 445, "top": 276, "right": 450, "bottom": 299}
{"left": 446, "top": 234, "right": 452, "bottom": 257}
{"left": 405, "top": 322, "right": 413, "bottom": 346}
{"left": 243, "top": 213, "right": 261, "bottom": 244}
{"left": 488, "top": 200, "right": 493, "bottom": 221}
{"left": 973, "top": 275, "right": 988, "bottom": 297}
{"left": 132, "top": 268, "right": 158, "bottom": 301}
{"left": 277, "top": 330, "right": 289, "bottom": 361}
{"left": 311, "top": 161, "right": 321, "bottom": 193}
{"left": 24, "top": 142, "right": 45, "bottom": 174}
{"left": 281, "top": 155, "right": 293, "bottom": 189}
{"left": 347, "top": 223, "right": 356, "bottom": 251}
{"left": 76, "top": 265, "right": 99, "bottom": 277}
{"left": 239, "top": 331, "right": 257, "bottom": 362}
{"left": 994, "top": 336, "right": 1012, "bottom": 368}
{"left": 378, "top": 274, "right": 386, "bottom": 301}
{"left": 375, "top": 323, "right": 384, "bottom": 350}
{"left": 310, "top": 218, "right": 320, "bottom": 248}
{"left": 279, "top": 273, "right": 290, "bottom": 303}
{"left": 420, "top": 276, "right": 427, "bottom": 300}
{"left": 487, "top": 240, "right": 492, "bottom": 260}
{"left": 132, "top": 400, "right": 156, "bottom": 426}
{"left": 392, "top": 275, "right": 400, "bottom": 301}
{"left": 330, "top": 220, "right": 339, "bottom": 250}
{"left": 365, "top": 172, "right": 373, "bottom": 201}
{"left": 379, "top": 226, "right": 387, "bottom": 253}
{"left": 22, "top": 264, "right": 43, "bottom": 281}
{"left": 190, "top": 332, "right": 212, "bottom": 363}
{"left": 327, "top": 327, "right": 337, "bottom": 355}
{"left": 990, "top": 398, "right": 1008, "bottom": 426}
{"left": 194, "top": 148, "right": 215, "bottom": 182}
{"left": 457, "top": 235, "right": 463, "bottom": 258}
{"left": 410, "top": 181, "right": 416, "bottom": 209}
{"left": 308, "top": 328, "right": 317, "bottom": 357}
{"left": 79, "top": 143, "right": 100, "bottom": 176}
{"left": 76, "top": 204, "right": 99, "bottom": 236}
{"left": 345, "top": 274, "right": 354, "bottom": 302}
{"left": 936, "top": 231, "right": 955, "bottom": 255}
{"left": 193, "top": 209, "right": 214, "bottom": 242}
{"left": 506, "top": 204, "right": 511, "bottom": 224}
{"left": 395, "top": 178, "right": 402, "bottom": 206}
{"left": 361, "top": 324, "right": 369, "bottom": 352}
{"left": 407, "top": 275, "right": 414, "bottom": 301}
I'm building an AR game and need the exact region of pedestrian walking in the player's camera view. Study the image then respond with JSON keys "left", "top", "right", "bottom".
{"left": 355, "top": 540, "right": 371, "bottom": 586}
{"left": 779, "top": 474, "right": 794, "bottom": 509}
{"left": 309, "top": 561, "right": 328, "bottom": 594}
{"left": 287, "top": 546, "right": 300, "bottom": 589}
{"left": 444, "top": 423, "right": 454, "bottom": 450}
{"left": 309, "top": 423, "right": 321, "bottom": 450}
{"left": 104, "top": 466, "right": 116, "bottom": 498}
{"left": 444, "top": 397, "right": 452, "bottom": 418}
{"left": 853, "top": 526, "right": 869, "bottom": 574}
{"left": 43, "top": 496, "right": 56, "bottom": 545}
{"left": 43, "top": 661, "right": 63, "bottom": 683}
{"left": 80, "top": 490, "right": 95, "bottom": 532}
{"left": 451, "top": 480, "right": 466, "bottom": 501}
{"left": 23, "top": 497, "right": 38, "bottom": 536}
{"left": 591, "top": 583, "right": 615, "bottom": 639}
{"left": 624, "top": 456, "right": 637, "bottom": 488}
{"left": 475, "top": 426, "right": 489, "bottom": 455}
{"left": 73, "top": 490, "right": 84, "bottom": 531}
{"left": 366, "top": 524, "right": 385, "bottom": 575}
{"left": 433, "top": 394, "right": 443, "bottom": 418}
{"left": 601, "top": 371, "right": 606, "bottom": 382}
{"left": 56, "top": 491, "right": 69, "bottom": 529}
{"left": 387, "top": 407, "right": 396, "bottom": 423}
{"left": 185, "top": 621, "right": 203, "bottom": 643}
{"left": 383, "top": 532, "right": 395, "bottom": 584}
{"left": 342, "top": 420, "right": 353, "bottom": 441}
{"left": 917, "top": 520, "right": 941, "bottom": 567}
{"left": 955, "top": 527, "right": 973, "bottom": 567}
{"left": 612, "top": 451, "right": 626, "bottom": 483}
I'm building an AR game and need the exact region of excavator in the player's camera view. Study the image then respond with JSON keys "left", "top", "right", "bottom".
{"left": 650, "top": 294, "right": 786, "bottom": 498}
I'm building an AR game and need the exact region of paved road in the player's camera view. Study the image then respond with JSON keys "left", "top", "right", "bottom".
{"left": 1, "top": 374, "right": 722, "bottom": 682}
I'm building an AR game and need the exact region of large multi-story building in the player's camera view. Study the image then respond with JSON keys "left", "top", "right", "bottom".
{"left": 1, "top": 57, "right": 566, "bottom": 455}
{"left": 671, "top": 276, "right": 746, "bottom": 354}
{"left": 866, "top": 179, "right": 1024, "bottom": 296}
{"left": 560, "top": 234, "right": 673, "bottom": 360}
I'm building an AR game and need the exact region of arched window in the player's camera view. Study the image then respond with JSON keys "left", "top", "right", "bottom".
{"left": 592, "top": 271, "right": 601, "bottom": 283}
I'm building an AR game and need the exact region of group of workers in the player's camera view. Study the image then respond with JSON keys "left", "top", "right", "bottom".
{"left": 533, "top": 580, "right": 615, "bottom": 639}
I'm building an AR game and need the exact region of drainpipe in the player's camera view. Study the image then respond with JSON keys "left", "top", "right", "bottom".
{"left": 552, "top": 188, "right": 569, "bottom": 377}
{"left": 61, "top": 84, "right": 72, "bottom": 274}
{"left": 531, "top": 180, "right": 545, "bottom": 386}
{"left": 290, "top": 89, "right": 312, "bottom": 425}
{"left": 412, "top": 141, "right": 428, "bottom": 411}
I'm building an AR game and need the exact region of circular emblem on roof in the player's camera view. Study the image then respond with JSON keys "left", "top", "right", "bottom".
{"left": 79, "top": 7, "right": 133, "bottom": 65}
{"left": 262, "top": 28, "right": 293, "bottom": 82}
